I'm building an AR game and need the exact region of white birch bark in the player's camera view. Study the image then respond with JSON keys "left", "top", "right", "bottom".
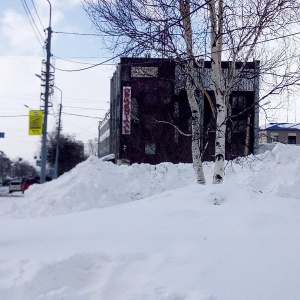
{"left": 179, "top": 0, "right": 205, "bottom": 184}
{"left": 186, "top": 71, "right": 206, "bottom": 184}
{"left": 209, "top": 0, "right": 227, "bottom": 184}
{"left": 213, "top": 98, "right": 227, "bottom": 184}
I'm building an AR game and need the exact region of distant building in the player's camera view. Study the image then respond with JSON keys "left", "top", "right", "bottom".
{"left": 259, "top": 123, "right": 300, "bottom": 145}
{"left": 99, "top": 57, "right": 260, "bottom": 164}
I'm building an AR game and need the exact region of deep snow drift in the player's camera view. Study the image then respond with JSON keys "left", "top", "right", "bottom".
{"left": 0, "top": 143, "right": 300, "bottom": 300}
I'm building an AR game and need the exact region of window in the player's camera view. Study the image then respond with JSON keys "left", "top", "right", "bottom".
{"left": 145, "top": 142, "right": 156, "bottom": 154}
{"left": 259, "top": 131, "right": 267, "bottom": 144}
{"left": 233, "top": 119, "right": 247, "bottom": 132}
{"left": 174, "top": 129, "right": 179, "bottom": 144}
{"left": 232, "top": 96, "right": 246, "bottom": 110}
{"left": 131, "top": 97, "right": 138, "bottom": 120}
{"left": 270, "top": 133, "right": 278, "bottom": 143}
{"left": 174, "top": 102, "right": 179, "bottom": 118}
{"left": 288, "top": 133, "right": 296, "bottom": 144}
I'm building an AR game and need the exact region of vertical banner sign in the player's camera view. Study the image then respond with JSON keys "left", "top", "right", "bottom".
{"left": 122, "top": 86, "right": 131, "bottom": 135}
{"left": 29, "top": 110, "right": 43, "bottom": 135}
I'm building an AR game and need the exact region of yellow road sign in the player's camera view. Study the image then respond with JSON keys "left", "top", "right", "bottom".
{"left": 29, "top": 110, "right": 43, "bottom": 135}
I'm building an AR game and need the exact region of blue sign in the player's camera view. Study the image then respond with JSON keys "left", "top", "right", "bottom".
{"left": 0, "top": 132, "right": 4, "bottom": 138}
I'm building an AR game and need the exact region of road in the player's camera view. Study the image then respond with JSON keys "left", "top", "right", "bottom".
{"left": 0, "top": 186, "right": 24, "bottom": 197}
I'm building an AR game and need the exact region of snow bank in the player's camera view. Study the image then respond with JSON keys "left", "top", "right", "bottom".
{"left": 2, "top": 143, "right": 300, "bottom": 218}
{"left": 1, "top": 156, "right": 197, "bottom": 218}
{"left": 1, "top": 144, "right": 300, "bottom": 300}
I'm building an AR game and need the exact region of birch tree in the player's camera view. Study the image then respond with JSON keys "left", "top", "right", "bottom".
{"left": 83, "top": 0, "right": 300, "bottom": 184}
{"left": 86, "top": 138, "right": 98, "bottom": 156}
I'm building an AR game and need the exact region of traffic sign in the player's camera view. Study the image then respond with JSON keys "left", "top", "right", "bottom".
{"left": 29, "top": 110, "right": 43, "bottom": 135}
{"left": 0, "top": 132, "right": 4, "bottom": 138}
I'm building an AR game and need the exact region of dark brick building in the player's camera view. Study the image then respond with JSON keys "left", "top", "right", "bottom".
{"left": 98, "top": 57, "right": 259, "bottom": 164}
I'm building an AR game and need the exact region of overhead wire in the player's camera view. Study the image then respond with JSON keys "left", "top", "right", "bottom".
{"left": 62, "top": 119, "right": 100, "bottom": 135}
{"left": 62, "top": 112, "right": 103, "bottom": 119}
{"left": 0, "top": 111, "right": 102, "bottom": 120}
{"left": 53, "top": 30, "right": 109, "bottom": 37}
{"left": 13, "top": 2, "right": 299, "bottom": 119}
{"left": 20, "top": 0, "right": 45, "bottom": 47}
{"left": 53, "top": 53, "right": 122, "bottom": 72}
{"left": 30, "top": 0, "right": 45, "bottom": 29}
{"left": 0, "top": 55, "right": 44, "bottom": 59}
{"left": 52, "top": 55, "right": 116, "bottom": 66}
{"left": 52, "top": 0, "right": 212, "bottom": 72}
{"left": 63, "top": 105, "right": 108, "bottom": 110}
{"left": 0, "top": 115, "right": 28, "bottom": 117}
{"left": 53, "top": 28, "right": 300, "bottom": 72}
{"left": 51, "top": 1, "right": 300, "bottom": 73}
{"left": 0, "top": 93, "right": 108, "bottom": 105}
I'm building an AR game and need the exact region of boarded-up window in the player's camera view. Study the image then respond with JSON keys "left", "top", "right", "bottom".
{"left": 145, "top": 142, "right": 156, "bottom": 154}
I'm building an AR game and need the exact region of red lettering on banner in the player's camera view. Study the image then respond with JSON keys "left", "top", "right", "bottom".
{"left": 122, "top": 87, "right": 131, "bottom": 134}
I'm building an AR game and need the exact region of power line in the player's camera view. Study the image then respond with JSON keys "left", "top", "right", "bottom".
{"left": 53, "top": 1, "right": 211, "bottom": 72}
{"left": 62, "top": 119, "right": 99, "bottom": 135}
{"left": 30, "top": 0, "right": 45, "bottom": 29}
{"left": 0, "top": 55, "right": 44, "bottom": 59}
{"left": 54, "top": 56, "right": 112, "bottom": 59}
{"left": 63, "top": 105, "right": 108, "bottom": 110}
{"left": 20, "top": 0, "right": 45, "bottom": 46}
{"left": 53, "top": 30, "right": 109, "bottom": 37}
{"left": 54, "top": 2, "right": 300, "bottom": 73}
{"left": 54, "top": 54, "right": 121, "bottom": 72}
{"left": 0, "top": 108, "right": 73, "bottom": 119}
{"left": 53, "top": 55, "right": 116, "bottom": 66}
{"left": 62, "top": 112, "right": 103, "bottom": 119}
{"left": 0, "top": 115, "right": 28, "bottom": 117}
{"left": 0, "top": 93, "right": 107, "bottom": 103}
{"left": 54, "top": 56, "right": 96, "bottom": 65}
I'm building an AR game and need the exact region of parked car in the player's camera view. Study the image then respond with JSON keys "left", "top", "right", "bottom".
{"left": 21, "top": 178, "right": 39, "bottom": 193}
{"left": 2, "top": 179, "right": 11, "bottom": 186}
{"left": 9, "top": 180, "right": 22, "bottom": 193}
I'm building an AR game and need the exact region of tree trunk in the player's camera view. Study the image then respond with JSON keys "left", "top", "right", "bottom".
{"left": 186, "top": 71, "right": 206, "bottom": 185}
{"left": 180, "top": 0, "right": 205, "bottom": 184}
{"left": 210, "top": 0, "right": 226, "bottom": 184}
{"left": 244, "top": 115, "right": 251, "bottom": 156}
{"left": 213, "top": 96, "right": 227, "bottom": 184}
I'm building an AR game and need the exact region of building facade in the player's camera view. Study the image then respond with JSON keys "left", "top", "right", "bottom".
{"left": 99, "top": 57, "right": 260, "bottom": 164}
{"left": 260, "top": 123, "right": 300, "bottom": 145}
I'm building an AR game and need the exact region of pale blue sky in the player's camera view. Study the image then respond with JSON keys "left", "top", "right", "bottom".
{"left": 0, "top": 0, "right": 114, "bottom": 163}
{"left": 0, "top": 0, "right": 110, "bottom": 57}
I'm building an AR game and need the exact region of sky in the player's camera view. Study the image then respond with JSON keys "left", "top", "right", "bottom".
{"left": 0, "top": 0, "right": 116, "bottom": 164}
{"left": 0, "top": 143, "right": 300, "bottom": 299}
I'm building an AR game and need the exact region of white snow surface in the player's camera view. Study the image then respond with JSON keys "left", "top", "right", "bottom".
{"left": 0, "top": 143, "right": 300, "bottom": 300}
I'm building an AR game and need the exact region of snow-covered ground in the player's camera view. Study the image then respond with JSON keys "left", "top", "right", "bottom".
{"left": 0, "top": 143, "right": 300, "bottom": 300}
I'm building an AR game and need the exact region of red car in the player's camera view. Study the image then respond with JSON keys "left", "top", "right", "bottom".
{"left": 21, "top": 178, "right": 39, "bottom": 193}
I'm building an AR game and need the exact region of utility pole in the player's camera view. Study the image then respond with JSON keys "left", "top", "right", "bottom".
{"left": 98, "top": 121, "right": 101, "bottom": 158}
{"left": 0, "top": 151, "right": 3, "bottom": 181}
{"left": 40, "top": 0, "right": 52, "bottom": 184}
{"left": 54, "top": 87, "right": 62, "bottom": 179}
